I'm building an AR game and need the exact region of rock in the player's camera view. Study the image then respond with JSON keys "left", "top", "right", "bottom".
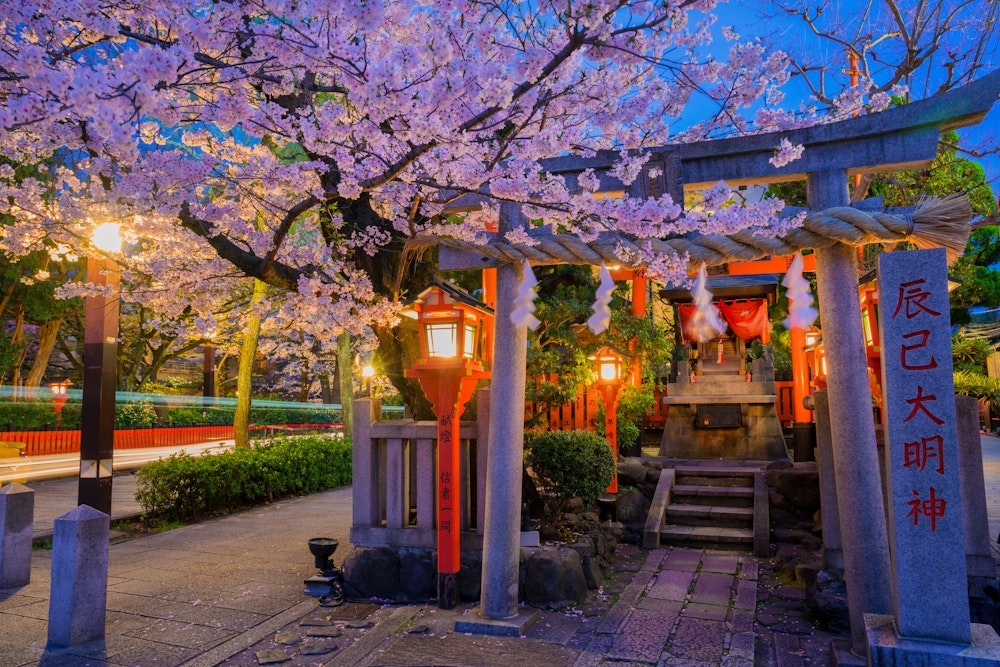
{"left": 800, "top": 534, "right": 822, "bottom": 551}
{"left": 645, "top": 468, "right": 662, "bottom": 484}
{"left": 459, "top": 552, "right": 483, "bottom": 601}
{"left": 570, "top": 535, "right": 595, "bottom": 559}
{"left": 580, "top": 553, "right": 603, "bottom": 589}
{"left": 254, "top": 649, "right": 290, "bottom": 665}
{"left": 563, "top": 512, "right": 581, "bottom": 526}
{"left": 273, "top": 633, "right": 301, "bottom": 645}
{"left": 566, "top": 498, "right": 584, "bottom": 512}
{"left": 615, "top": 490, "right": 649, "bottom": 525}
{"left": 342, "top": 547, "right": 401, "bottom": 599}
{"left": 523, "top": 547, "right": 587, "bottom": 608}
{"left": 580, "top": 511, "right": 600, "bottom": 523}
{"left": 399, "top": 550, "right": 435, "bottom": 601}
{"left": 795, "top": 563, "right": 820, "bottom": 589}
{"left": 305, "top": 628, "right": 342, "bottom": 638}
{"left": 617, "top": 458, "right": 647, "bottom": 486}
{"left": 766, "top": 467, "right": 821, "bottom": 519}
{"left": 588, "top": 530, "right": 610, "bottom": 560}
{"left": 299, "top": 641, "right": 338, "bottom": 656}
{"left": 768, "top": 488, "right": 787, "bottom": 509}
{"left": 645, "top": 459, "right": 664, "bottom": 470}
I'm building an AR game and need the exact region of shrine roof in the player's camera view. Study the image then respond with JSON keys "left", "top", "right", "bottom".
{"left": 660, "top": 274, "right": 779, "bottom": 303}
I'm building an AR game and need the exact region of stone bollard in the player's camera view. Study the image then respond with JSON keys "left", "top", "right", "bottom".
{"left": 47, "top": 505, "right": 109, "bottom": 648}
{"left": 0, "top": 483, "right": 34, "bottom": 589}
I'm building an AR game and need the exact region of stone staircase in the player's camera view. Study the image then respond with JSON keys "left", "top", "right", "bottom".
{"left": 644, "top": 466, "right": 768, "bottom": 555}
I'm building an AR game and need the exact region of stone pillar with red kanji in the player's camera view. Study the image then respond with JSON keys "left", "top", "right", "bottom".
{"left": 869, "top": 248, "right": 1000, "bottom": 663}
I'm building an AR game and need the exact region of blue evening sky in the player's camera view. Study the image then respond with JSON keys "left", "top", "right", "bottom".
{"left": 686, "top": 1, "right": 999, "bottom": 200}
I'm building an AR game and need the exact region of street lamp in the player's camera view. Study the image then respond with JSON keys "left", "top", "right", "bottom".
{"left": 49, "top": 380, "right": 72, "bottom": 425}
{"left": 402, "top": 280, "right": 492, "bottom": 609}
{"left": 79, "top": 222, "right": 122, "bottom": 514}
{"left": 589, "top": 346, "right": 626, "bottom": 494}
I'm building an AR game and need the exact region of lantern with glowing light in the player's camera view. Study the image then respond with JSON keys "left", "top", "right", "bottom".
{"left": 402, "top": 281, "right": 493, "bottom": 609}
{"left": 588, "top": 346, "right": 627, "bottom": 494}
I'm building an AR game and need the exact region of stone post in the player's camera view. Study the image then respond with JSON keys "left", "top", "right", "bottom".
{"left": 352, "top": 398, "right": 381, "bottom": 530}
{"left": 812, "top": 391, "right": 843, "bottom": 571}
{"left": 47, "top": 505, "right": 109, "bottom": 648}
{"left": 0, "top": 483, "right": 34, "bottom": 589}
{"left": 480, "top": 202, "right": 529, "bottom": 620}
{"left": 808, "top": 168, "right": 893, "bottom": 654}
{"left": 955, "top": 395, "right": 996, "bottom": 580}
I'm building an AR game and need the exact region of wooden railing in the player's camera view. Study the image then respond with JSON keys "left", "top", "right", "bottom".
{"left": 775, "top": 381, "right": 795, "bottom": 426}
{"left": 351, "top": 392, "right": 489, "bottom": 551}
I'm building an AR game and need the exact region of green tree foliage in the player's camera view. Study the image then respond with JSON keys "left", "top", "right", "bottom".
{"left": 523, "top": 265, "right": 672, "bottom": 434}
{"left": 951, "top": 334, "right": 993, "bottom": 374}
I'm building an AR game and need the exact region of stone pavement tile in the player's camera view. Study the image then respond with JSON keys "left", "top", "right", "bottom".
{"left": 597, "top": 578, "right": 647, "bottom": 634}
{"left": 647, "top": 570, "right": 693, "bottom": 602}
{"left": 720, "top": 656, "right": 753, "bottom": 667}
{"left": 105, "top": 609, "right": 160, "bottom": 636}
{"left": 733, "top": 579, "right": 756, "bottom": 611}
{"left": 739, "top": 559, "right": 759, "bottom": 581}
{"left": 366, "top": 633, "right": 576, "bottom": 666}
{"left": 699, "top": 552, "right": 740, "bottom": 575}
{"left": 608, "top": 608, "right": 678, "bottom": 663}
{"left": 105, "top": 592, "right": 195, "bottom": 618}
{"left": 1, "top": 598, "right": 49, "bottom": 620}
{"left": 729, "top": 609, "right": 754, "bottom": 634}
{"left": 641, "top": 548, "right": 670, "bottom": 573}
{"left": 0, "top": 639, "right": 44, "bottom": 667}
{"left": 124, "top": 618, "right": 236, "bottom": 649}
{"left": 681, "top": 602, "right": 728, "bottom": 622}
{"left": 637, "top": 598, "right": 683, "bottom": 613}
{"left": 573, "top": 633, "right": 613, "bottom": 667}
{"left": 657, "top": 660, "right": 717, "bottom": 667}
{"left": 0, "top": 612, "right": 47, "bottom": 638}
{"left": 208, "top": 590, "right": 299, "bottom": 615}
{"left": 666, "top": 618, "right": 727, "bottom": 663}
{"left": 0, "top": 592, "right": 43, "bottom": 610}
{"left": 689, "top": 572, "right": 733, "bottom": 606}
{"left": 727, "top": 630, "right": 755, "bottom": 660}
{"left": 107, "top": 578, "right": 186, "bottom": 597}
{"left": 773, "top": 633, "right": 806, "bottom": 667}
{"left": 524, "top": 612, "right": 582, "bottom": 645}
{"left": 662, "top": 548, "right": 703, "bottom": 571}
{"left": 155, "top": 602, "right": 270, "bottom": 631}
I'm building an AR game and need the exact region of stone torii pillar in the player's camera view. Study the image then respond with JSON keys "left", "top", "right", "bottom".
{"left": 809, "top": 168, "right": 893, "bottom": 653}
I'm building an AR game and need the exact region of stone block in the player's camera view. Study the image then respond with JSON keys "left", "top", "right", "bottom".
{"left": 46, "top": 505, "right": 110, "bottom": 648}
{"left": 866, "top": 613, "right": 1000, "bottom": 666}
{"left": 0, "top": 482, "right": 34, "bottom": 589}
{"left": 522, "top": 547, "right": 587, "bottom": 608}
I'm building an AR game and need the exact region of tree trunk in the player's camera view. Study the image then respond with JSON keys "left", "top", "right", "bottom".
{"left": 298, "top": 367, "right": 310, "bottom": 402}
{"left": 337, "top": 332, "right": 353, "bottom": 435}
{"left": 234, "top": 279, "right": 266, "bottom": 448}
{"left": 319, "top": 373, "right": 334, "bottom": 404}
{"left": 11, "top": 308, "right": 24, "bottom": 400}
{"left": 25, "top": 317, "right": 63, "bottom": 387}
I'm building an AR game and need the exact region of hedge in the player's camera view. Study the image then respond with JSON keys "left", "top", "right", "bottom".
{"left": 135, "top": 434, "right": 352, "bottom": 520}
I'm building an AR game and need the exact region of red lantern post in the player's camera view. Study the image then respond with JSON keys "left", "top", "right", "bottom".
{"left": 403, "top": 282, "right": 492, "bottom": 609}
{"left": 590, "top": 346, "right": 626, "bottom": 494}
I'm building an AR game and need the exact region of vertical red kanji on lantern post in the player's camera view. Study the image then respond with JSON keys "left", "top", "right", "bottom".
{"left": 403, "top": 282, "right": 492, "bottom": 609}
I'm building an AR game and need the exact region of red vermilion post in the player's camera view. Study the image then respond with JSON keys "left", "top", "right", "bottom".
{"left": 414, "top": 370, "right": 482, "bottom": 608}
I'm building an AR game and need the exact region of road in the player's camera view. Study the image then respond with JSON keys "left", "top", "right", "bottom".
{"left": 0, "top": 440, "right": 235, "bottom": 484}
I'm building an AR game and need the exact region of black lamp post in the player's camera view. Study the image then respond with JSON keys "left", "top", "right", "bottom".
{"left": 79, "top": 222, "right": 121, "bottom": 514}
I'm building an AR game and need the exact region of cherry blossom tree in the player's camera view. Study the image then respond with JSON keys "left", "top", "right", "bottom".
{"left": 0, "top": 1, "right": 905, "bottom": 407}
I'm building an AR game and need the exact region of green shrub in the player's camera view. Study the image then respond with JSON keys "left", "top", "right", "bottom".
{"left": 135, "top": 434, "right": 352, "bottom": 519}
{"left": 0, "top": 401, "right": 60, "bottom": 430}
{"left": 525, "top": 429, "right": 615, "bottom": 523}
{"left": 115, "top": 399, "right": 156, "bottom": 428}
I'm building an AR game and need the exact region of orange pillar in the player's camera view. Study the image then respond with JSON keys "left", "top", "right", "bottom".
{"left": 629, "top": 272, "right": 646, "bottom": 385}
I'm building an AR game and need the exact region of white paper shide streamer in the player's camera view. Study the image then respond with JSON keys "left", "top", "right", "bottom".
{"left": 587, "top": 263, "right": 615, "bottom": 334}
{"left": 689, "top": 263, "right": 726, "bottom": 342}
{"left": 782, "top": 253, "right": 819, "bottom": 329}
{"left": 510, "top": 260, "right": 541, "bottom": 330}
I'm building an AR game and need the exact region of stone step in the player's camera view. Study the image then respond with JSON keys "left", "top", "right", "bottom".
{"left": 665, "top": 503, "right": 753, "bottom": 528}
{"left": 671, "top": 484, "right": 754, "bottom": 507}
{"left": 674, "top": 474, "right": 754, "bottom": 488}
{"left": 660, "top": 524, "right": 753, "bottom": 550}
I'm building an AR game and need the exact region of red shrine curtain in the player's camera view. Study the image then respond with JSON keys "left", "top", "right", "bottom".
{"left": 676, "top": 300, "right": 770, "bottom": 344}
{"left": 717, "top": 300, "right": 770, "bottom": 344}
{"left": 676, "top": 303, "right": 721, "bottom": 344}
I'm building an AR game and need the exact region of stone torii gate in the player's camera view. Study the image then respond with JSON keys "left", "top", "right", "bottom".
{"left": 428, "top": 69, "right": 1000, "bottom": 642}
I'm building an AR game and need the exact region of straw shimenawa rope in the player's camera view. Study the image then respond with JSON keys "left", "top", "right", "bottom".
{"left": 408, "top": 195, "right": 972, "bottom": 270}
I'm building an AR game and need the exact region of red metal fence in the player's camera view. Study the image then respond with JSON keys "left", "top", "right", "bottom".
{"left": 0, "top": 425, "right": 235, "bottom": 456}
